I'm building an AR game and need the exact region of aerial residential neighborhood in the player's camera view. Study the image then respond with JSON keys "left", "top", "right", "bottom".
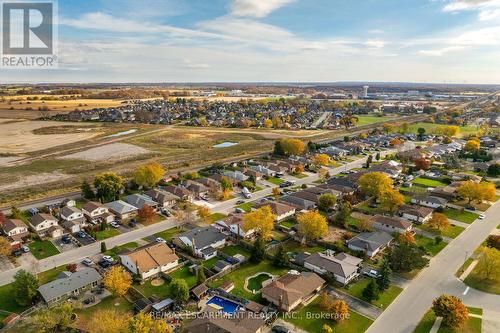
{"left": 0, "top": 1, "right": 499, "bottom": 333}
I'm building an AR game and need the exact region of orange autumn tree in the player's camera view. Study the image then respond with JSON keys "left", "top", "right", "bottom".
{"left": 138, "top": 204, "right": 155, "bottom": 224}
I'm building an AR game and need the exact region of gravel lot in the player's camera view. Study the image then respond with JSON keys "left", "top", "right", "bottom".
{"left": 58, "top": 143, "right": 150, "bottom": 161}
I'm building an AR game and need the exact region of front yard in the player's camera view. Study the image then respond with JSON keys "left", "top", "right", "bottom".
{"left": 412, "top": 177, "right": 448, "bottom": 188}
{"left": 286, "top": 298, "right": 374, "bottom": 333}
{"left": 236, "top": 202, "right": 254, "bottom": 212}
{"left": 417, "top": 224, "right": 465, "bottom": 239}
{"left": 342, "top": 278, "right": 403, "bottom": 309}
{"left": 443, "top": 208, "right": 479, "bottom": 224}
{"left": 415, "top": 235, "right": 447, "bottom": 256}
{"left": 154, "top": 226, "right": 187, "bottom": 241}
{"left": 95, "top": 228, "right": 120, "bottom": 241}
{"left": 464, "top": 266, "right": 500, "bottom": 295}
{"left": 28, "top": 240, "right": 60, "bottom": 259}
{"left": 266, "top": 177, "right": 284, "bottom": 185}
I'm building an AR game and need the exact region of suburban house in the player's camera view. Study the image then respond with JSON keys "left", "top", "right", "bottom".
{"left": 303, "top": 251, "right": 363, "bottom": 285}
{"left": 38, "top": 268, "right": 102, "bottom": 306}
{"left": 196, "top": 177, "right": 221, "bottom": 190}
{"left": 124, "top": 193, "right": 158, "bottom": 210}
{"left": 185, "top": 308, "right": 266, "bottom": 333}
{"left": 29, "top": 213, "right": 64, "bottom": 238}
{"left": 369, "top": 160, "right": 402, "bottom": 179}
{"left": 279, "top": 195, "right": 315, "bottom": 211}
{"left": 411, "top": 195, "right": 448, "bottom": 209}
{"left": 347, "top": 231, "right": 394, "bottom": 258}
{"left": 371, "top": 215, "right": 413, "bottom": 234}
{"left": 144, "top": 189, "right": 177, "bottom": 208}
{"left": 250, "top": 164, "right": 275, "bottom": 177}
{"left": 244, "top": 169, "right": 263, "bottom": 181}
{"left": 104, "top": 200, "right": 138, "bottom": 220}
{"left": 254, "top": 201, "right": 296, "bottom": 222}
{"left": 215, "top": 213, "right": 254, "bottom": 238}
{"left": 1, "top": 219, "right": 29, "bottom": 249}
{"left": 81, "top": 201, "right": 114, "bottom": 223}
{"left": 318, "top": 183, "right": 355, "bottom": 195}
{"left": 183, "top": 180, "right": 209, "bottom": 198}
{"left": 60, "top": 206, "right": 87, "bottom": 233}
{"left": 164, "top": 185, "right": 194, "bottom": 201}
{"left": 223, "top": 170, "right": 248, "bottom": 183}
{"left": 261, "top": 271, "right": 325, "bottom": 311}
{"left": 398, "top": 204, "right": 433, "bottom": 224}
{"left": 210, "top": 174, "right": 238, "bottom": 187}
{"left": 119, "top": 242, "right": 179, "bottom": 280}
{"left": 174, "top": 226, "right": 227, "bottom": 259}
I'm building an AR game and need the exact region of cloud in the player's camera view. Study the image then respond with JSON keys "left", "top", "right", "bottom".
{"left": 365, "top": 39, "right": 386, "bottom": 49}
{"left": 230, "top": 0, "right": 295, "bottom": 17}
{"left": 183, "top": 60, "right": 211, "bottom": 69}
{"left": 442, "top": 0, "right": 500, "bottom": 21}
{"left": 417, "top": 46, "right": 467, "bottom": 56}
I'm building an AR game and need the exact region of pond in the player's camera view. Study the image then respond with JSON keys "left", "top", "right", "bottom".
{"left": 213, "top": 141, "right": 239, "bottom": 148}
{"left": 105, "top": 129, "right": 138, "bottom": 138}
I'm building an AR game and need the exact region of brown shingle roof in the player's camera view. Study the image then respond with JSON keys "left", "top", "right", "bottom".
{"left": 371, "top": 215, "right": 412, "bottom": 229}
{"left": 30, "top": 213, "right": 57, "bottom": 227}
{"left": 2, "top": 218, "right": 27, "bottom": 233}
{"left": 122, "top": 243, "right": 179, "bottom": 274}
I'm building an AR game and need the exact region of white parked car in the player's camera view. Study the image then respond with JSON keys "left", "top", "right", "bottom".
{"left": 155, "top": 237, "right": 167, "bottom": 243}
{"left": 21, "top": 245, "right": 30, "bottom": 253}
{"left": 478, "top": 213, "right": 486, "bottom": 220}
{"left": 109, "top": 222, "right": 120, "bottom": 228}
{"left": 363, "top": 269, "right": 380, "bottom": 278}
{"left": 102, "top": 255, "right": 114, "bottom": 262}
{"left": 82, "top": 258, "right": 94, "bottom": 266}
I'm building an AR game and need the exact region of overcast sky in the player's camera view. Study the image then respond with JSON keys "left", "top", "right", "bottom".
{"left": 3, "top": 0, "right": 500, "bottom": 84}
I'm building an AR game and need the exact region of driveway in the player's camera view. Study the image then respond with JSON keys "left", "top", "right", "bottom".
{"left": 268, "top": 319, "right": 308, "bottom": 333}
{"left": 52, "top": 236, "right": 78, "bottom": 253}
{"left": 0, "top": 255, "right": 15, "bottom": 272}
{"left": 326, "top": 287, "right": 382, "bottom": 320}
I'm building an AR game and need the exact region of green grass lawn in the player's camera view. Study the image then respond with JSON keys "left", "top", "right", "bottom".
{"left": 270, "top": 230, "right": 288, "bottom": 242}
{"left": 418, "top": 224, "right": 465, "bottom": 239}
{"left": 290, "top": 173, "right": 308, "bottom": 179}
{"left": 346, "top": 215, "right": 362, "bottom": 229}
{"left": 408, "top": 122, "right": 478, "bottom": 138}
{"left": 208, "top": 212, "right": 227, "bottom": 223}
{"left": 220, "top": 244, "right": 252, "bottom": 258}
{"left": 247, "top": 273, "right": 273, "bottom": 292}
{"left": 105, "top": 242, "right": 138, "bottom": 260}
{"left": 412, "top": 177, "right": 448, "bottom": 188}
{"left": 414, "top": 309, "right": 482, "bottom": 333}
{"left": 443, "top": 208, "right": 479, "bottom": 224}
{"left": 342, "top": 278, "right": 403, "bottom": 309}
{"left": 75, "top": 296, "right": 133, "bottom": 330}
{"left": 356, "top": 115, "right": 393, "bottom": 126}
{"left": 0, "top": 283, "right": 30, "bottom": 314}
{"left": 413, "top": 309, "right": 437, "bottom": 333}
{"left": 136, "top": 265, "right": 198, "bottom": 299}
{"left": 236, "top": 202, "right": 254, "bottom": 212}
{"left": 95, "top": 228, "right": 120, "bottom": 241}
{"left": 415, "top": 235, "right": 447, "bottom": 256}
{"left": 266, "top": 177, "right": 284, "bottom": 185}
{"left": 456, "top": 258, "right": 474, "bottom": 277}
{"left": 286, "top": 298, "right": 373, "bottom": 333}
{"left": 154, "top": 226, "right": 187, "bottom": 241}
{"left": 280, "top": 218, "right": 297, "bottom": 229}
{"left": 28, "top": 240, "right": 59, "bottom": 259}
{"left": 464, "top": 268, "right": 500, "bottom": 295}
{"left": 209, "top": 260, "right": 288, "bottom": 302}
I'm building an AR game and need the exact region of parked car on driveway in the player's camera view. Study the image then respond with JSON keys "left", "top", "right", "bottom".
{"left": 109, "top": 222, "right": 120, "bottom": 228}
{"left": 364, "top": 269, "right": 380, "bottom": 278}
{"left": 478, "top": 213, "right": 485, "bottom": 219}
{"left": 98, "top": 260, "right": 112, "bottom": 268}
{"left": 62, "top": 234, "right": 72, "bottom": 244}
{"left": 21, "top": 245, "right": 30, "bottom": 253}
{"left": 82, "top": 258, "right": 94, "bottom": 267}
{"left": 102, "top": 255, "right": 114, "bottom": 263}
{"left": 156, "top": 237, "right": 167, "bottom": 243}
{"left": 272, "top": 326, "right": 291, "bottom": 333}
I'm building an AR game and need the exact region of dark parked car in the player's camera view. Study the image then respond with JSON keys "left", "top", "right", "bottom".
{"left": 62, "top": 235, "right": 72, "bottom": 244}
{"left": 11, "top": 250, "right": 23, "bottom": 257}
{"left": 98, "top": 260, "right": 112, "bottom": 268}
{"left": 272, "top": 326, "right": 291, "bottom": 333}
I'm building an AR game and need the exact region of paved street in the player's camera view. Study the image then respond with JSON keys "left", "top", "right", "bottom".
{"left": 367, "top": 199, "right": 500, "bottom": 333}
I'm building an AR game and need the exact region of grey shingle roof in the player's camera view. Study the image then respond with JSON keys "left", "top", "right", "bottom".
{"left": 38, "top": 268, "right": 102, "bottom": 302}
{"left": 178, "top": 227, "right": 226, "bottom": 249}
{"left": 348, "top": 231, "right": 393, "bottom": 252}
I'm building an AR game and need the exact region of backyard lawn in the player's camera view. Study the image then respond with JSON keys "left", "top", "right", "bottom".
{"left": 415, "top": 235, "right": 447, "bottom": 256}
{"left": 443, "top": 208, "right": 479, "bottom": 224}
{"left": 412, "top": 177, "right": 448, "bottom": 188}
{"left": 208, "top": 212, "right": 227, "bottom": 223}
{"left": 209, "top": 260, "right": 288, "bottom": 302}
{"left": 280, "top": 218, "right": 297, "bottom": 229}
{"left": 220, "top": 244, "right": 252, "bottom": 258}
{"left": 270, "top": 240, "right": 326, "bottom": 256}
{"left": 95, "top": 228, "right": 120, "bottom": 241}
{"left": 28, "top": 240, "right": 60, "bottom": 259}
{"left": 343, "top": 278, "right": 403, "bottom": 309}
{"left": 137, "top": 265, "right": 198, "bottom": 299}
{"left": 286, "top": 298, "right": 373, "bottom": 333}
{"left": 75, "top": 296, "right": 133, "bottom": 331}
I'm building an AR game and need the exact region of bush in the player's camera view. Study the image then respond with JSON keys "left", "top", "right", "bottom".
{"left": 435, "top": 206, "right": 444, "bottom": 213}
{"left": 435, "top": 236, "right": 443, "bottom": 245}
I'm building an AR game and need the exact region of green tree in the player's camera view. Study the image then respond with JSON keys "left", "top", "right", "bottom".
{"left": 13, "top": 270, "right": 39, "bottom": 306}
{"left": 417, "top": 127, "right": 426, "bottom": 140}
{"left": 170, "top": 279, "right": 189, "bottom": 303}
{"left": 94, "top": 172, "right": 124, "bottom": 203}
{"left": 387, "top": 243, "right": 429, "bottom": 273}
{"left": 377, "top": 259, "right": 391, "bottom": 291}
{"left": 32, "top": 302, "right": 76, "bottom": 333}
{"left": 273, "top": 245, "right": 289, "bottom": 267}
{"left": 273, "top": 140, "right": 285, "bottom": 156}
{"left": 362, "top": 279, "right": 379, "bottom": 302}
{"left": 101, "top": 241, "right": 107, "bottom": 253}
{"left": 318, "top": 193, "right": 337, "bottom": 212}
{"left": 81, "top": 179, "right": 94, "bottom": 199}
{"left": 375, "top": 152, "right": 380, "bottom": 161}
{"left": 334, "top": 201, "right": 352, "bottom": 228}
{"left": 197, "top": 266, "right": 206, "bottom": 285}
{"left": 250, "top": 236, "right": 266, "bottom": 263}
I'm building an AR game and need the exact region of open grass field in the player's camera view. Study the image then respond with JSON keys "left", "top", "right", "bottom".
{"left": 408, "top": 122, "right": 479, "bottom": 138}
{"left": 356, "top": 115, "right": 395, "bottom": 126}
{"left": 286, "top": 298, "right": 373, "bottom": 333}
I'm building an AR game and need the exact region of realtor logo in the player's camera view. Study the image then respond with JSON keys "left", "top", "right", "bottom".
{"left": 1, "top": 0, "right": 57, "bottom": 68}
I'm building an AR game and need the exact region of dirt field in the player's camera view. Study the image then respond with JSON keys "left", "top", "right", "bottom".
{"left": 0, "top": 171, "right": 70, "bottom": 192}
{"left": 58, "top": 143, "right": 150, "bottom": 161}
{"left": 0, "top": 119, "right": 102, "bottom": 154}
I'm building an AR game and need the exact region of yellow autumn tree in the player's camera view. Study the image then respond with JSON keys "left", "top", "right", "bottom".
{"left": 297, "top": 211, "right": 328, "bottom": 243}
{"left": 104, "top": 266, "right": 132, "bottom": 297}
{"left": 88, "top": 309, "right": 130, "bottom": 333}
{"left": 243, "top": 206, "right": 276, "bottom": 240}
{"left": 280, "top": 138, "right": 305, "bottom": 156}
{"left": 357, "top": 172, "right": 394, "bottom": 200}
{"left": 129, "top": 312, "right": 173, "bottom": 333}
{"left": 263, "top": 118, "right": 273, "bottom": 128}
{"left": 314, "top": 154, "right": 331, "bottom": 166}
{"left": 133, "top": 162, "right": 165, "bottom": 188}
{"left": 427, "top": 212, "right": 449, "bottom": 231}
{"left": 197, "top": 206, "right": 211, "bottom": 224}
{"left": 331, "top": 299, "right": 349, "bottom": 322}
{"left": 464, "top": 139, "right": 480, "bottom": 152}
{"left": 380, "top": 188, "right": 404, "bottom": 214}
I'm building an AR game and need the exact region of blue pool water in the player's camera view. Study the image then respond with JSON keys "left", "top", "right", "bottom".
{"left": 213, "top": 142, "right": 239, "bottom": 148}
{"left": 206, "top": 296, "right": 240, "bottom": 313}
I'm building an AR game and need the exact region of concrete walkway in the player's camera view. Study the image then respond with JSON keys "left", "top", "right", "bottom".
{"left": 429, "top": 317, "right": 442, "bottom": 333}
{"left": 448, "top": 219, "right": 473, "bottom": 229}
{"left": 458, "top": 260, "right": 478, "bottom": 281}
{"left": 483, "top": 309, "right": 500, "bottom": 333}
